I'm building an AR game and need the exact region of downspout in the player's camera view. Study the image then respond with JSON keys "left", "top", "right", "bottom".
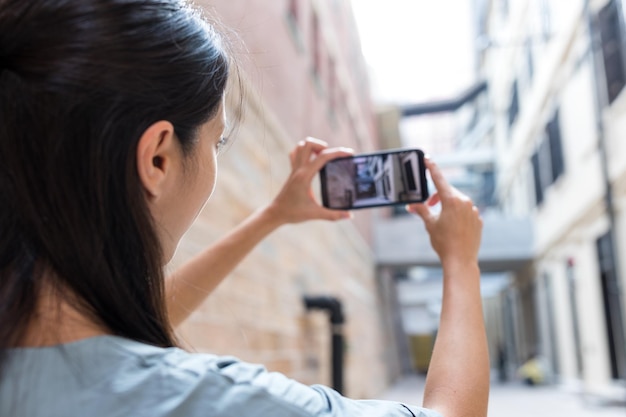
{"left": 303, "top": 296, "right": 345, "bottom": 394}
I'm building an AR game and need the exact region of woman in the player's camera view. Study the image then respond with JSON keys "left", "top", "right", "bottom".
{"left": 0, "top": 1, "right": 489, "bottom": 416}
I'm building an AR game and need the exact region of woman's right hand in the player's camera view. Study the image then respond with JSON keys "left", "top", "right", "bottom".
{"left": 406, "top": 158, "right": 483, "bottom": 268}
{"left": 264, "top": 137, "right": 354, "bottom": 225}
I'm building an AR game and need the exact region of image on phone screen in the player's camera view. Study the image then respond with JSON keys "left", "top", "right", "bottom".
{"left": 320, "top": 149, "right": 428, "bottom": 210}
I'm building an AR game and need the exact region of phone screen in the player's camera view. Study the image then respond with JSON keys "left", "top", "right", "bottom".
{"left": 319, "top": 148, "right": 428, "bottom": 210}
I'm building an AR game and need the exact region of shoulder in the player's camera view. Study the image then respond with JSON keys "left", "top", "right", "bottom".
{"left": 90, "top": 336, "right": 442, "bottom": 417}
{"left": 99, "top": 337, "right": 323, "bottom": 416}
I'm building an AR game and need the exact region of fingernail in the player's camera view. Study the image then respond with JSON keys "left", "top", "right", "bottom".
{"left": 341, "top": 147, "right": 355, "bottom": 153}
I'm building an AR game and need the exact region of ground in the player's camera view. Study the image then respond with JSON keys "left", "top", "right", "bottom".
{"left": 381, "top": 374, "right": 626, "bottom": 417}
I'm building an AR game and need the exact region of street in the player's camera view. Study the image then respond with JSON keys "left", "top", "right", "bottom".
{"left": 382, "top": 374, "right": 626, "bottom": 417}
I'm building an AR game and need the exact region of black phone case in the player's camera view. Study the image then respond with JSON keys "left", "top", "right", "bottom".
{"left": 319, "top": 148, "right": 428, "bottom": 210}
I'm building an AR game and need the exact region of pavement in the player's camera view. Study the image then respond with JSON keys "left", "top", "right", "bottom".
{"left": 381, "top": 374, "right": 626, "bottom": 417}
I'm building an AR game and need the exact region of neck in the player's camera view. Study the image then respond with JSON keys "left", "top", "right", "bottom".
{"left": 20, "top": 282, "right": 109, "bottom": 347}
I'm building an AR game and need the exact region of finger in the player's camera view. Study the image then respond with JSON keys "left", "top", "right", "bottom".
{"left": 406, "top": 203, "right": 434, "bottom": 225}
{"left": 320, "top": 209, "right": 353, "bottom": 221}
{"left": 454, "top": 187, "right": 472, "bottom": 203}
{"left": 424, "top": 158, "right": 454, "bottom": 200}
{"left": 473, "top": 205, "right": 483, "bottom": 222}
{"left": 426, "top": 192, "right": 441, "bottom": 207}
{"left": 292, "top": 140, "right": 307, "bottom": 167}
{"left": 293, "top": 137, "right": 329, "bottom": 167}
{"left": 289, "top": 148, "right": 297, "bottom": 169}
{"left": 309, "top": 147, "right": 355, "bottom": 174}
{"left": 304, "top": 136, "right": 329, "bottom": 149}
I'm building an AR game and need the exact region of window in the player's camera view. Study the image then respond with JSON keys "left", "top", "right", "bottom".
{"left": 328, "top": 57, "right": 337, "bottom": 123}
{"left": 286, "top": 0, "right": 304, "bottom": 52}
{"left": 288, "top": 0, "right": 298, "bottom": 24}
{"left": 531, "top": 149, "right": 544, "bottom": 206}
{"left": 546, "top": 110, "right": 564, "bottom": 181}
{"left": 404, "top": 161, "right": 417, "bottom": 191}
{"left": 508, "top": 80, "right": 520, "bottom": 129}
{"left": 311, "top": 11, "right": 321, "bottom": 79}
{"left": 530, "top": 110, "right": 565, "bottom": 206}
{"left": 598, "top": 0, "right": 626, "bottom": 104}
{"left": 596, "top": 232, "right": 626, "bottom": 379}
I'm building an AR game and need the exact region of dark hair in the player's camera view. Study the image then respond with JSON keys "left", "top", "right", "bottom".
{"left": 0, "top": 0, "right": 230, "bottom": 362}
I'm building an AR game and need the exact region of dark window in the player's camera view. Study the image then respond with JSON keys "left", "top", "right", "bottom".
{"left": 328, "top": 57, "right": 337, "bottom": 121}
{"left": 288, "top": 0, "right": 298, "bottom": 23}
{"left": 508, "top": 80, "right": 519, "bottom": 128}
{"left": 530, "top": 110, "right": 565, "bottom": 206}
{"left": 404, "top": 161, "right": 417, "bottom": 191}
{"left": 596, "top": 232, "right": 626, "bottom": 379}
{"left": 286, "top": 0, "right": 304, "bottom": 52}
{"left": 312, "top": 12, "right": 321, "bottom": 78}
{"left": 383, "top": 175, "right": 391, "bottom": 198}
{"left": 531, "top": 151, "right": 544, "bottom": 206}
{"left": 546, "top": 111, "right": 564, "bottom": 181}
{"left": 598, "top": 0, "right": 626, "bottom": 104}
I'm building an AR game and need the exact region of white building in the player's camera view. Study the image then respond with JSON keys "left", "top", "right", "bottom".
{"left": 478, "top": 0, "right": 626, "bottom": 398}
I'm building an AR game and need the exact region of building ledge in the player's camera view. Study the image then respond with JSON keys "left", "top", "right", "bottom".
{"left": 374, "top": 211, "right": 533, "bottom": 273}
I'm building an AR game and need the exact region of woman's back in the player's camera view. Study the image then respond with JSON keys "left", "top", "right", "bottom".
{"left": 2, "top": 336, "right": 434, "bottom": 417}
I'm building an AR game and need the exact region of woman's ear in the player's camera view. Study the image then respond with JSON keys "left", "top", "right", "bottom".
{"left": 136, "top": 120, "right": 179, "bottom": 200}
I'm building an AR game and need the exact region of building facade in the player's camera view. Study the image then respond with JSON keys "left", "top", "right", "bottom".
{"left": 164, "top": 0, "right": 397, "bottom": 399}
{"left": 478, "top": 0, "right": 626, "bottom": 398}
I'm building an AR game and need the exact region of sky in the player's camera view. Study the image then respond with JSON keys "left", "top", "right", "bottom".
{"left": 350, "top": 0, "right": 477, "bottom": 105}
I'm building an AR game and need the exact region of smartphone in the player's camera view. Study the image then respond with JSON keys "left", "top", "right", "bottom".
{"left": 319, "top": 148, "right": 428, "bottom": 210}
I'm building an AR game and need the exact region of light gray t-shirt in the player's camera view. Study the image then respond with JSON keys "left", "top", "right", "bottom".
{"left": 1, "top": 335, "right": 441, "bottom": 417}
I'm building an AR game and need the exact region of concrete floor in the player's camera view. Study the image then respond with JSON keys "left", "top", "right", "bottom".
{"left": 381, "top": 374, "right": 626, "bottom": 417}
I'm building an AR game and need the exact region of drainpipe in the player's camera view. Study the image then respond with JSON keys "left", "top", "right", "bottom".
{"left": 303, "top": 296, "right": 345, "bottom": 394}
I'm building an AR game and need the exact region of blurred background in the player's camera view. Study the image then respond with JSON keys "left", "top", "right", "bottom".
{"left": 169, "top": 0, "right": 626, "bottom": 414}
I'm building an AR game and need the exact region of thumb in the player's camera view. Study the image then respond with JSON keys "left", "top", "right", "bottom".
{"left": 322, "top": 209, "right": 353, "bottom": 221}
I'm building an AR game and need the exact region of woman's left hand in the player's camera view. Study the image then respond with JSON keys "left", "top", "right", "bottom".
{"left": 265, "top": 137, "right": 354, "bottom": 224}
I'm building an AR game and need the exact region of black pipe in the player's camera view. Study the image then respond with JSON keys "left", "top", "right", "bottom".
{"left": 400, "top": 80, "right": 488, "bottom": 117}
{"left": 303, "top": 296, "right": 345, "bottom": 394}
